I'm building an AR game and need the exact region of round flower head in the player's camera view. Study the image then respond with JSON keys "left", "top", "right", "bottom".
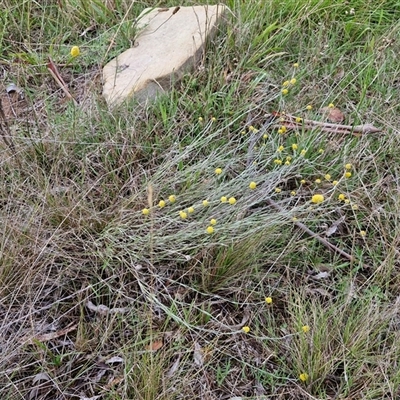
{"left": 179, "top": 211, "right": 188, "bottom": 219}
{"left": 168, "top": 195, "right": 176, "bottom": 203}
{"left": 282, "top": 88, "right": 289, "bottom": 95}
{"left": 302, "top": 325, "right": 310, "bottom": 333}
{"left": 242, "top": 326, "right": 250, "bottom": 333}
{"left": 345, "top": 163, "right": 352, "bottom": 170}
{"left": 142, "top": 208, "right": 150, "bottom": 215}
{"left": 188, "top": 206, "right": 195, "bottom": 213}
{"left": 265, "top": 297, "right": 273, "bottom": 304}
{"left": 206, "top": 226, "right": 214, "bottom": 234}
{"left": 158, "top": 200, "right": 166, "bottom": 208}
{"left": 210, "top": 218, "right": 217, "bottom": 226}
{"left": 249, "top": 181, "right": 257, "bottom": 189}
{"left": 215, "top": 168, "right": 222, "bottom": 175}
{"left": 299, "top": 373, "right": 309, "bottom": 382}
{"left": 70, "top": 46, "right": 80, "bottom": 57}
{"left": 202, "top": 200, "right": 209, "bottom": 207}
{"left": 311, "top": 194, "right": 324, "bottom": 204}
{"left": 220, "top": 196, "right": 227, "bottom": 203}
{"left": 228, "top": 197, "right": 237, "bottom": 205}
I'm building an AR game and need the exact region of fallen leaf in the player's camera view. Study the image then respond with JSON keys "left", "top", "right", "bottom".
{"left": 321, "top": 107, "right": 345, "bottom": 123}
{"left": 193, "top": 341, "right": 204, "bottom": 366}
{"left": 146, "top": 340, "right": 163, "bottom": 351}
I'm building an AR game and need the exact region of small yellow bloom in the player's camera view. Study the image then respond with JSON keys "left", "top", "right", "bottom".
{"left": 352, "top": 204, "right": 359, "bottom": 210}
{"left": 70, "top": 46, "right": 80, "bottom": 57}
{"left": 265, "top": 297, "right": 273, "bottom": 304}
{"left": 290, "top": 78, "right": 297, "bottom": 85}
{"left": 328, "top": 103, "right": 335, "bottom": 108}
{"left": 220, "top": 196, "right": 227, "bottom": 203}
{"left": 295, "top": 117, "right": 302, "bottom": 123}
{"left": 202, "top": 200, "right": 209, "bottom": 207}
{"left": 179, "top": 211, "right": 188, "bottom": 219}
{"left": 300, "top": 149, "right": 307, "bottom": 156}
{"left": 302, "top": 325, "right": 310, "bottom": 333}
{"left": 292, "top": 143, "right": 298, "bottom": 151}
{"left": 275, "top": 188, "right": 281, "bottom": 193}
{"left": 293, "top": 62, "right": 299, "bottom": 68}
{"left": 282, "top": 88, "right": 289, "bottom": 95}
{"left": 278, "top": 129, "right": 284, "bottom": 135}
{"left": 188, "top": 206, "right": 195, "bottom": 213}
{"left": 215, "top": 167, "right": 223, "bottom": 175}
{"left": 211, "top": 117, "right": 216, "bottom": 122}
{"left": 291, "top": 191, "right": 296, "bottom": 196}
{"left": 315, "top": 179, "right": 321, "bottom": 184}
{"left": 249, "top": 181, "right": 257, "bottom": 189}
{"left": 345, "top": 163, "right": 352, "bottom": 170}
{"left": 324, "top": 174, "right": 331, "bottom": 181}
{"left": 299, "top": 373, "right": 309, "bottom": 382}
{"left": 282, "top": 80, "right": 290, "bottom": 87}
{"left": 344, "top": 199, "right": 350, "bottom": 204}
{"left": 345, "top": 172, "right": 352, "bottom": 178}
{"left": 338, "top": 194, "right": 346, "bottom": 201}
{"left": 210, "top": 218, "right": 217, "bottom": 225}
{"left": 278, "top": 145, "right": 284, "bottom": 152}
{"left": 300, "top": 179, "right": 306, "bottom": 185}
{"left": 228, "top": 197, "right": 237, "bottom": 205}
{"left": 274, "top": 159, "right": 283, "bottom": 165}
{"left": 241, "top": 130, "right": 246, "bottom": 135}
{"left": 318, "top": 148, "right": 324, "bottom": 154}
{"left": 292, "top": 217, "right": 298, "bottom": 222}
{"left": 306, "top": 105, "right": 312, "bottom": 110}
{"left": 284, "top": 160, "right": 291, "bottom": 165}
{"left": 249, "top": 125, "right": 256, "bottom": 132}
{"left": 198, "top": 117, "right": 203, "bottom": 122}
{"left": 158, "top": 200, "right": 166, "bottom": 208}
{"left": 263, "top": 134, "right": 268, "bottom": 139}
{"left": 360, "top": 230, "right": 366, "bottom": 237}
{"left": 311, "top": 194, "right": 324, "bottom": 204}
{"left": 242, "top": 326, "right": 250, "bottom": 333}
{"left": 168, "top": 195, "right": 176, "bottom": 203}
{"left": 280, "top": 126, "right": 287, "bottom": 133}
{"left": 142, "top": 208, "right": 150, "bottom": 215}
{"left": 332, "top": 180, "right": 339, "bottom": 186}
{"left": 286, "top": 156, "right": 292, "bottom": 162}
{"left": 206, "top": 226, "right": 214, "bottom": 234}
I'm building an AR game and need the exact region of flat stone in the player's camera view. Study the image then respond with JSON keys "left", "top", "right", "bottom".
{"left": 102, "top": 5, "right": 228, "bottom": 107}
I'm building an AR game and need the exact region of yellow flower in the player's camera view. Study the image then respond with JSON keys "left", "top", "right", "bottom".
{"left": 274, "top": 159, "right": 283, "bottom": 165}
{"left": 344, "top": 199, "right": 350, "bottom": 204}
{"left": 300, "top": 179, "right": 306, "bottom": 184}
{"left": 332, "top": 180, "right": 339, "bottom": 185}
{"left": 282, "top": 88, "right": 289, "bottom": 95}
{"left": 275, "top": 188, "right": 281, "bottom": 193}
{"left": 293, "top": 62, "right": 299, "bottom": 68}
{"left": 290, "top": 78, "right": 297, "bottom": 84}
{"left": 292, "top": 217, "right": 298, "bottom": 222}
{"left": 265, "top": 297, "right": 273, "bottom": 304}
{"left": 263, "top": 134, "right": 268, "bottom": 139}
{"left": 228, "top": 197, "right": 237, "bottom": 205}
{"left": 249, "top": 125, "right": 256, "bottom": 132}
{"left": 242, "top": 326, "right": 250, "bottom": 333}
{"left": 158, "top": 200, "right": 166, "bottom": 208}
{"left": 302, "top": 325, "right": 310, "bottom": 333}
{"left": 188, "top": 206, "right": 195, "bottom": 213}
{"left": 324, "top": 174, "right": 331, "bottom": 181}
{"left": 70, "top": 46, "right": 80, "bottom": 57}
{"left": 179, "top": 211, "right": 188, "bottom": 219}
{"left": 142, "top": 208, "right": 150, "bottom": 215}
{"left": 206, "top": 226, "right": 214, "bottom": 234}
{"left": 278, "top": 129, "right": 284, "bottom": 135}
{"left": 300, "top": 149, "right": 307, "bottom": 156}
{"left": 280, "top": 126, "right": 287, "bottom": 133}
{"left": 210, "top": 218, "right": 217, "bottom": 225}
{"left": 215, "top": 167, "right": 222, "bottom": 175}
{"left": 360, "top": 230, "right": 366, "bottom": 237}
{"left": 345, "top": 172, "right": 352, "bottom": 178}
{"left": 306, "top": 105, "right": 312, "bottom": 110}
{"left": 284, "top": 160, "right": 291, "bottom": 165}
{"left": 220, "top": 196, "right": 227, "bottom": 203}
{"left": 315, "top": 178, "right": 321, "bottom": 184}
{"left": 295, "top": 117, "right": 302, "bottom": 123}
{"left": 292, "top": 143, "right": 298, "bottom": 151}
{"left": 311, "top": 194, "right": 324, "bottom": 204}
{"left": 338, "top": 194, "right": 346, "bottom": 201}
{"left": 286, "top": 156, "right": 292, "bottom": 162}
{"left": 291, "top": 191, "right": 296, "bottom": 196}
{"left": 249, "top": 181, "right": 257, "bottom": 189}
{"left": 299, "top": 373, "right": 309, "bottom": 382}
{"left": 328, "top": 103, "right": 335, "bottom": 108}
{"left": 318, "top": 148, "right": 324, "bottom": 154}
{"left": 282, "top": 80, "right": 290, "bottom": 87}
{"left": 278, "top": 145, "right": 284, "bottom": 152}
{"left": 241, "top": 130, "right": 246, "bottom": 135}
{"left": 202, "top": 200, "right": 209, "bottom": 207}
{"left": 352, "top": 204, "right": 359, "bottom": 210}
{"left": 168, "top": 195, "right": 176, "bottom": 203}
{"left": 211, "top": 117, "right": 216, "bottom": 122}
{"left": 198, "top": 117, "right": 203, "bottom": 122}
{"left": 345, "top": 163, "right": 352, "bottom": 170}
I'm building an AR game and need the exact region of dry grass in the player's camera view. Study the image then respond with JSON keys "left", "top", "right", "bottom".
{"left": 1, "top": 0, "right": 400, "bottom": 399}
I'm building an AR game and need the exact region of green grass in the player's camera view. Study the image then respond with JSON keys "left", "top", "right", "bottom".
{"left": 1, "top": 0, "right": 400, "bottom": 398}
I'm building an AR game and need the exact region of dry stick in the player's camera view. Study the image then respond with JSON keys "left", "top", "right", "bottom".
{"left": 47, "top": 58, "right": 78, "bottom": 106}
{"left": 266, "top": 197, "right": 354, "bottom": 262}
{"left": 274, "top": 113, "right": 382, "bottom": 135}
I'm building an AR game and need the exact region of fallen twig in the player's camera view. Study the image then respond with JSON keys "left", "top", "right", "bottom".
{"left": 47, "top": 57, "right": 78, "bottom": 105}
{"left": 272, "top": 112, "right": 381, "bottom": 135}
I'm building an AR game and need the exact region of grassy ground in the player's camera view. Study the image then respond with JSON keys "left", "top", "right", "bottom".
{"left": 1, "top": 0, "right": 400, "bottom": 399}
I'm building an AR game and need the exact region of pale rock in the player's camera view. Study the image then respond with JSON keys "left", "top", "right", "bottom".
{"left": 102, "top": 4, "right": 228, "bottom": 106}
